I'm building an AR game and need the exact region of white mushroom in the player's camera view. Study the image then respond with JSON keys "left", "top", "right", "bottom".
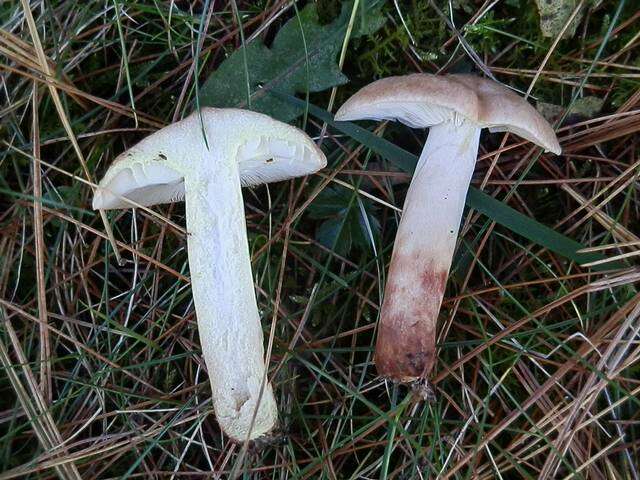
{"left": 93, "top": 108, "right": 326, "bottom": 441}
{"left": 335, "top": 74, "right": 560, "bottom": 382}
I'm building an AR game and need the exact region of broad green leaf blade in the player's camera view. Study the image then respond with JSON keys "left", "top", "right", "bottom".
{"left": 270, "top": 90, "right": 624, "bottom": 271}
{"left": 199, "top": 1, "right": 385, "bottom": 122}
{"left": 308, "top": 185, "right": 380, "bottom": 256}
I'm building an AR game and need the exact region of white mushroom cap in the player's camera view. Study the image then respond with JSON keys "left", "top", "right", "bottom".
{"left": 93, "top": 108, "right": 326, "bottom": 210}
{"left": 334, "top": 73, "right": 561, "bottom": 154}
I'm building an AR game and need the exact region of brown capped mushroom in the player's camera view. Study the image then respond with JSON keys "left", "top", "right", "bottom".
{"left": 335, "top": 74, "right": 560, "bottom": 383}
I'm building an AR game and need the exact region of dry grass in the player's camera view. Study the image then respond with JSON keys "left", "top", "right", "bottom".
{"left": 1, "top": 0, "right": 639, "bottom": 478}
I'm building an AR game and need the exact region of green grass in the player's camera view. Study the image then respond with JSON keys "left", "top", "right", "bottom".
{"left": 1, "top": 0, "right": 640, "bottom": 478}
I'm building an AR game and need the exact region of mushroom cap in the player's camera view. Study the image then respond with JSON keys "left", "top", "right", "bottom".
{"left": 334, "top": 73, "right": 561, "bottom": 154}
{"left": 93, "top": 108, "right": 326, "bottom": 210}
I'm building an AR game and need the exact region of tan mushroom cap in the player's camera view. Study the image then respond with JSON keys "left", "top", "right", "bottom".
{"left": 335, "top": 73, "right": 561, "bottom": 155}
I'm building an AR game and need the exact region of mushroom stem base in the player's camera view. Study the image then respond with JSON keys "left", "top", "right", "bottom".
{"left": 375, "top": 121, "right": 481, "bottom": 381}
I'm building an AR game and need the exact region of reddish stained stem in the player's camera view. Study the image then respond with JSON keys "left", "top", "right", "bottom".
{"left": 375, "top": 122, "right": 481, "bottom": 381}
{"left": 376, "top": 258, "right": 447, "bottom": 380}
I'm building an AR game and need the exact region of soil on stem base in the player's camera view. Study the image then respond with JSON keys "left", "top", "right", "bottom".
{"left": 375, "top": 255, "right": 447, "bottom": 381}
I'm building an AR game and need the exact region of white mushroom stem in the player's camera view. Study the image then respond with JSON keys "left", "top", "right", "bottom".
{"left": 184, "top": 154, "right": 277, "bottom": 441}
{"left": 376, "top": 121, "right": 480, "bottom": 381}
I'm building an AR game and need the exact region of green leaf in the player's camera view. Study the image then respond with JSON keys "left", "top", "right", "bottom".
{"left": 308, "top": 185, "right": 380, "bottom": 256}
{"left": 270, "top": 90, "right": 625, "bottom": 271}
{"left": 199, "top": 1, "right": 385, "bottom": 122}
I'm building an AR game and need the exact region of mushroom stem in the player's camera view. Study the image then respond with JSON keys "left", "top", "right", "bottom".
{"left": 184, "top": 156, "right": 277, "bottom": 441}
{"left": 376, "top": 121, "right": 480, "bottom": 381}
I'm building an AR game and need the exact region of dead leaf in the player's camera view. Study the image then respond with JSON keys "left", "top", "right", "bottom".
{"left": 534, "top": 0, "right": 584, "bottom": 39}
